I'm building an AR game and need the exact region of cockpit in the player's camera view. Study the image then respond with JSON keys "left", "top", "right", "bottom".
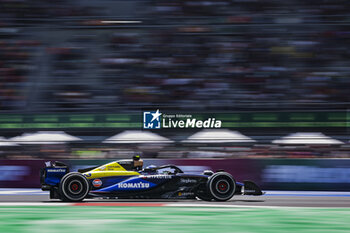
{"left": 143, "top": 165, "right": 184, "bottom": 175}
{"left": 117, "top": 155, "right": 144, "bottom": 171}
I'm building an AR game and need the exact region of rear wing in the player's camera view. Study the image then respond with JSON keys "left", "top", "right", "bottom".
{"left": 40, "top": 161, "right": 69, "bottom": 190}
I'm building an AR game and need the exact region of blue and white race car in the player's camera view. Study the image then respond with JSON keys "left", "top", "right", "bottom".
{"left": 40, "top": 156, "right": 263, "bottom": 202}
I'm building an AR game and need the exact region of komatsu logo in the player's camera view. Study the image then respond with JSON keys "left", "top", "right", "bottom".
{"left": 117, "top": 182, "right": 150, "bottom": 189}
{"left": 47, "top": 169, "right": 66, "bottom": 173}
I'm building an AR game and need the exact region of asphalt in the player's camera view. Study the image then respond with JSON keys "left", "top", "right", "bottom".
{"left": 1, "top": 191, "right": 350, "bottom": 207}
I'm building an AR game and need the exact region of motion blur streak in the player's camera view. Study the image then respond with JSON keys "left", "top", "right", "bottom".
{"left": 0, "top": 0, "right": 348, "bottom": 160}
{"left": 0, "top": 0, "right": 349, "bottom": 112}
{"left": 0, "top": 206, "right": 350, "bottom": 233}
{"left": 100, "top": 21, "right": 142, "bottom": 24}
{"left": 1, "top": 1, "right": 349, "bottom": 232}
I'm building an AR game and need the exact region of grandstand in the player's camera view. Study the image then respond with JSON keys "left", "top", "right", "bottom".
{"left": 0, "top": 0, "right": 349, "bottom": 159}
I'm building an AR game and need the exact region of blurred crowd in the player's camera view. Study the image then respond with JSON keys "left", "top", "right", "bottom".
{"left": 0, "top": 0, "right": 349, "bottom": 112}
{"left": 2, "top": 138, "right": 350, "bottom": 160}
{"left": 0, "top": 130, "right": 349, "bottom": 159}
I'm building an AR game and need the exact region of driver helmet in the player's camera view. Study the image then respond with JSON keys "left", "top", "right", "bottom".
{"left": 133, "top": 155, "right": 143, "bottom": 170}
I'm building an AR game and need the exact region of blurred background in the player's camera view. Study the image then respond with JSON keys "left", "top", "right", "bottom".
{"left": 0, "top": 0, "right": 349, "bottom": 189}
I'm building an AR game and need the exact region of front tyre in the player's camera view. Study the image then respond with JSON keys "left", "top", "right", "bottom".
{"left": 196, "top": 183, "right": 213, "bottom": 201}
{"left": 207, "top": 172, "right": 236, "bottom": 201}
{"left": 59, "top": 172, "right": 90, "bottom": 202}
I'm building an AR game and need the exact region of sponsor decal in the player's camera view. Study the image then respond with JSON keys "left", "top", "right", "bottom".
{"left": 180, "top": 178, "right": 197, "bottom": 184}
{"left": 107, "top": 165, "right": 120, "bottom": 170}
{"left": 244, "top": 190, "right": 256, "bottom": 193}
{"left": 178, "top": 192, "right": 194, "bottom": 196}
{"left": 47, "top": 169, "right": 66, "bottom": 173}
{"left": 141, "top": 175, "right": 172, "bottom": 179}
{"left": 92, "top": 179, "right": 102, "bottom": 188}
{"left": 117, "top": 182, "right": 150, "bottom": 189}
{"left": 143, "top": 109, "right": 222, "bottom": 129}
{"left": 84, "top": 173, "right": 92, "bottom": 178}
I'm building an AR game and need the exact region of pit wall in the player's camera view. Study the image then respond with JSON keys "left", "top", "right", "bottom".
{"left": 1, "top": 159, "right": 350, "bottom": 191}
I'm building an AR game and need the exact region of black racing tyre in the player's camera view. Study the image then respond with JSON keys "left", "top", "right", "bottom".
{"left": 50, "top": 188, "right": 60, "bottom": 199}
{"left": 196, "top": 191, "right": 213, "bottom": 201}
{"left": 207, "top": 172, "right": 236, "bottom": 201}
{"left": 196, "top": 183, "right": 213, "bottom": 201}
{"left": 59, "top": 172, "right": 90, "bottom": 202}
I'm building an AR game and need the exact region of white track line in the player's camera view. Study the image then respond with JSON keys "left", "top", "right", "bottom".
{"left": 0, "top": 202, "right": 70, "bottom": 206}
{"left": 0, "top": 191, "right": 48, "bottom": 195}
{"left": 0, "top": 189, "right": 349, "bottom": 196}
{"left": 0, "top": 202, "right": 345, "bottom": 209}
{"left": 266, "top": 191, "right": 350, "bottom": 195}
{"left": 164, "top": 203, "right": 333, "bottom": 209}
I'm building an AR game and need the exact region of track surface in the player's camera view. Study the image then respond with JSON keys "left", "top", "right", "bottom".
{"left": 2, "top": 190, "right": 350, "bottom": 233}
{"left": 1, "top": 189, "right": 350, "bottom": 207}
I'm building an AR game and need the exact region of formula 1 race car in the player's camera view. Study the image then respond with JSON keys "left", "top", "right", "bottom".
{"left": 40, "top": 156, "right": 263, "bottom": 202}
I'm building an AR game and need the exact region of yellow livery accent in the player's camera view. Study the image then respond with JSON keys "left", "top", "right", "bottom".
{"left": 83, "top": 171, "right": 140, "bottom": 179}
{"left": 82, "top": 161, "right": 140, "bottom": 179}
{"left": 91, "top": 161, "right": 127, "bottom": 172}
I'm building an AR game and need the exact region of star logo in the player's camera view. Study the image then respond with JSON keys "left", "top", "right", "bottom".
{"left": 143, "top": 109, "right": 162, "bottom": 129}
{"left": 151, "top": 109, "right": 162, "bottom": 122}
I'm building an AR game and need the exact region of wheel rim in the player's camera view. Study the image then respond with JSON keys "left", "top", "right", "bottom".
{"left": 68, "top": 180, "right": 83, "bottom": 194}
{"left": 216, "top": 179, "right": 230, "bottom": 194}
{"left": 208, "top": 173, "right": 236, "bottom": 201}
{"left": 61, "top": 173, "right": 89, "bottom": 201}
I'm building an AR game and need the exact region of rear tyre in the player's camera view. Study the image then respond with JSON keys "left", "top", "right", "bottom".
{"left": 50, "top": 187, "right": 60, "bottom": 199}
{"left": 59, "top": 172, "right": 90, "bottom": 202}
{"left": 207, "top": 172, "right": 236, "bottom": 201}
